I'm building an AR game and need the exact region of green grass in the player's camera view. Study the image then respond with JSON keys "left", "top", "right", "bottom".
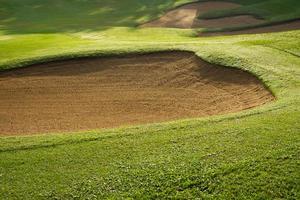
{"left": 1, "top": 0, "right": 299, "bottom": 35}
{"left": 0, "top": 0, "right": 195, "bottom": 34}
{"left": 0, "top": 0, "right": 300, "bottom": 199}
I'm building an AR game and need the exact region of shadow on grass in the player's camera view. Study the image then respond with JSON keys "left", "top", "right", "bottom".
{"left": 0, "top": 0, "right": 183, "bottom": 34}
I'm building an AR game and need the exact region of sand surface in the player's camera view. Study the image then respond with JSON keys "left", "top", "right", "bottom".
{"left": 141, "top": 1, "right": 240, "bottom": 28}
{"left": 141, "top": 1, "right": 300, "bottom": 35}
{"left": 201, "top": 20, "right": 300, "bottom": 36}
{"left": 196, "top": 15, "right": 265, "bottom": 29}
{"left": 0, "top": 51, "right": 274, "bottom": 135}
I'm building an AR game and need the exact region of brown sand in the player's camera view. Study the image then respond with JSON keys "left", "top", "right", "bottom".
{"left": 141, "top": 1, "right": 300, "bottom": 35}
{"left": 195, "top": 15, "right": 265, "bottom": 29}
{"left": 0, "top": 51, "right": 274, "bottom": 136}
{"left": 141, "top": 1, "right": 240, "bottom": 28}
{"left": 200, "top": 20, "right": 300, "bottom": 36}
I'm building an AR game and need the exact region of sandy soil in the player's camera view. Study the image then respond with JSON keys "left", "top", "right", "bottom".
{"left": 141, "top": 1, "right": 300, "bottom": 35}
{"left": 141, "top": 1, "right": 240, "bottom": 28}
{"left": 200, "top": 20, "right": 300, "bottom": 36}
{"left": 196, "top": 15, "right": 265, "bottom": 29}
{"left": 0, "top": 51, "right": 274, "bottom": 136}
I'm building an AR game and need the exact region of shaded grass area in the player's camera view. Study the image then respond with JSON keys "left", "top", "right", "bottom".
{"left": 1, "top": 0, "right": 299, "bottom": 35}
{"left": 0, "top": 30, "right": 300, "bottom": 199}
{"left": 0, "top": 0, "right": 195, "bottom": 34}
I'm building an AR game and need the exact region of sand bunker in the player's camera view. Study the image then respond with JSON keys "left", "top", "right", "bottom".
{"left": 0, "top": 51, "right": 274, "bottom": 136}
{"left": 201, "top": 20, "right": 300, "bottom": 36}
{"left": 141, "top": 1, "right": 240, "bottom": 28}
{"left": 141, "top": 1, "right": 300, "bottom": 35}
{"left": 195, "top": 15, "right": 265, "bottom": 29}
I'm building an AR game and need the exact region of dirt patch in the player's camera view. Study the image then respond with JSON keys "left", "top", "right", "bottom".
{"left": 141, "top": 1, "right": 240, "bottom": 28}
{"left": 0, "top": 51, "right": 274, "bottom": 136}
{"left": 195, "top": 15, "right": 265, "bottom": 29}
{"left": 200, "top": 20, "right": 300, "bottom": 36}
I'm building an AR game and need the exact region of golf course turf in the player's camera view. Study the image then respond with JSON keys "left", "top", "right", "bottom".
{"left": 0, "top": 0, "right": 299, "bottom": 199}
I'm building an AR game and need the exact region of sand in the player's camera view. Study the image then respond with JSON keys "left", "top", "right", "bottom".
{"left": 201, "top": 20, "right": 300, "bottom": 36}
{"left": 0, "top": 51, "right": 274, "bottom": 135}
{"left": 195, "top": 15, "right": 265, "bottom": 29}
{"left": 141, "top": 1, "right": 240, "bottom": 28}
{"left": 141, "top": 1, "right": 300, "bottom": 35}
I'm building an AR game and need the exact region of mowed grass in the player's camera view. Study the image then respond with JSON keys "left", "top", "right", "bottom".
{"left": 0, "top": 0, "right": 300, "bottom": 199}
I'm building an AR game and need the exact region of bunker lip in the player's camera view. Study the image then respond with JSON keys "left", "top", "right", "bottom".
{"left": 0, "top": 51, "right": 275, "bottom": 136}
{"left": 141, "top": 1, "right": 300, "bottom": 35}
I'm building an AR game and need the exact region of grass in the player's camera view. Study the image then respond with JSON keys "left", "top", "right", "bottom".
{"left": 1, "top": 0, "right": 299, "bottom": 34}
{"left": 1, "top": 107, "right": 299, "bottom": 199}
{"left": 0, "top": 0, "right": 300, "bottom": 199}
{"left": 0, "top": 0, "right": 195, "bottom": 34}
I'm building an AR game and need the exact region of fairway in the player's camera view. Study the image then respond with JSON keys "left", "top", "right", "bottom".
{"left": 0, "top": 0, "right": 299, "bottom": 199}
